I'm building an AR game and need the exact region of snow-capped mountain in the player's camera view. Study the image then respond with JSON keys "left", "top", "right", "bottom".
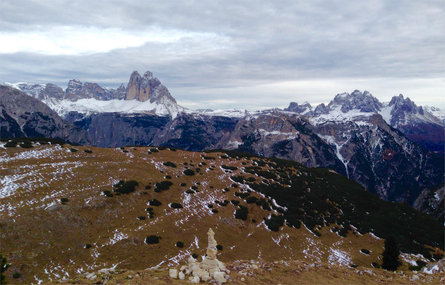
{"left": 285, "top": 90, "right": 445, "bottom": 153}
{"left": 2, "top": 79, "right": 443, "bottom": 209}
{"left": 4, "top": 71, "right": 185, "bottom": 118}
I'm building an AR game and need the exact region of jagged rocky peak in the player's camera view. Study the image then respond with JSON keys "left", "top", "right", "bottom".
{"left": 330, "top": 90, "right": 383, "bottom": 113}
{"left": 125, "top": 70, "right": 176, "bottom": 104}
{"left": 41, "top": 83, "right": 64, "bottom": 100}
{"left": 285, "top": 101, "right": 312, "bottom": 114}
{"left": 389, "top": 94, "right": 423, "bottom": 115}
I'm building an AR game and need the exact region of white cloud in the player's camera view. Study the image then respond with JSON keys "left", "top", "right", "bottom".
{"left": 0, "top": 25, "right": 228, "bottom": 55}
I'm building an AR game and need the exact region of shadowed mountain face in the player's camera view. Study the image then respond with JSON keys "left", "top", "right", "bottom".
{"left": 0, "top": 86, "right": 87, "bottom": 144}
{"left": 3, "top": 78, "right": 444, "bottom": 209}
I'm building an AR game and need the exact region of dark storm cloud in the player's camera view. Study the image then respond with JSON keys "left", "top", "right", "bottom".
{"left": 0, "top": 0, "right": 444, "bottom": 108}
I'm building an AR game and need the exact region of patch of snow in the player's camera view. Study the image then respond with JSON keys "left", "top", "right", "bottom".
{"left": 328, "top": 248, "right": 352, "bottom": 266}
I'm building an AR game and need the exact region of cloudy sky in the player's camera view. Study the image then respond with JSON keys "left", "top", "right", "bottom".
{"left": 1, "top": 0, "right": 444, "bottom": 109}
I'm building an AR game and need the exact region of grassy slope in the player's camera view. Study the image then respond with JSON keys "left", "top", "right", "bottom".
{"left": 0, "top": 143, "right": 443, "bottom": 283}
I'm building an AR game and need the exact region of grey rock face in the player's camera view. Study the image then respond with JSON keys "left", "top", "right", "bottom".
{"left": 285, "top": 102, "right": 312, "bottom": 114}
{"left": 125, "top": 70, "right": 177, "bottom": 104}
{"left": 329, "top": 90, "right": 383, "bottom": 113}
{"left": 0, "top": 85, "right": 87, "bottom": 144}
{"left": 40, "top": 83, "right": 65, "bottom": 100}
{"left": 414, "top": 185, "right": 444, "bottom": 224}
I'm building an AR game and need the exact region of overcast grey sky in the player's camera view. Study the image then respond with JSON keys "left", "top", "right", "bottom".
{"left": 1, "top": 0, "right": 444, "bottom": 109}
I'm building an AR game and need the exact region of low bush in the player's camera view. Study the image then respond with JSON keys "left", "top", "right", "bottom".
{"left": 102, "top": 190, "right": 113, "bottom": 197}
{"left": 170, "top": 202, "right": 183, "bottom": 209}
{"left": 192, "top": 253, "right": 199, "bottom": 259}
{"left": 176, "top": 241, "right": 184, "bottom": 248}
{"left": 216, "top": 245, "right": 223, "bottom": 250}
{"left": 145, "top": 235, "right": 161, "bottom": 244}
{"left": 235, "top": 205, "right": 248, "bottom": 220}
{"left": 60, "top": 198, "right": 69, "bottom": 204}
{"left": 408, "top": 260, "right": 426, "bottom": 271}
{"left": 264, "top": 214, "right": 285, "bottom": 232}
{"left": 149, "top": 199, "right": 162, "bottom": 206}
{"left": 84, "top": 244, "right": 92, "bottom": 249}
{"left": 12, "top": 272, "right": 21, "bottom": 279}
{"left": 19, "top": 141, "right": 33, "bottom": 148}
{"left": 163, "top": 161, "right": 177, "bottom": 168}
{"left": 70, "top": 148, "right": 78, "bottom": 152}
{"left": 361, "top": 249, "right": 370, "bottom": 255}
{"left": 84, "top": 149, "right": 93, "bottom": 153}
{"left": 222, "top": 165, "right": 237, "bottom": 171}
{"left": 212, "top": 209, "right": 219, "bottom": 213}
{"left": 4, "top": 141, "right": 17, "bottom": 147}
{"left": 137, "top": 216, "right": 146, "bottom": 220}
{"left": 113, "top": 180, "right": 139, "bottom": 194}
{"left": 154, "top": 181, "right": 173, "bottom": 192}
{"left": 183, "top": 169, "right": 195, "bottom": 176}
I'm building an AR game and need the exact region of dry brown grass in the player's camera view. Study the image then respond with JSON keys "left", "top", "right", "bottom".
{"left": 0, "top": 145, "right": 442, "bottom": 284}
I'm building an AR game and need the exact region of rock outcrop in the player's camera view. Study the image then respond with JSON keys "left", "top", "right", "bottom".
{"left": 170, "top": 228, "right": 229, "bottom": 284}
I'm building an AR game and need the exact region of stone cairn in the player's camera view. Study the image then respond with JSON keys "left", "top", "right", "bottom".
{"left": 169, "top": 228, "right": 229, "bottom": 283}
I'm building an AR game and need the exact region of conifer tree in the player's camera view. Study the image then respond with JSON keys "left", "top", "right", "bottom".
{"left": 382, "top": 236, "right": 401, "bottom": 271}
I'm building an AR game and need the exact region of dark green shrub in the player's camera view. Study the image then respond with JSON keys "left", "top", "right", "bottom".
{"left": 231, "top": 200, "right": 240, "bottom": 206}
{"left": 84, "top": 244, "right": 92, "bottom": 249}
{"left": 183, "top": 169, "right": 195, "bottom": 176}
{"left": 70, "top": 148, "right": 78, "bottom": 152}
{"left": 150, "top": 148, "right": 159, "bottom": 153}
{"left": 165, "top": 175, "right": 172, "bottom": 179}
{"left": 84, "top": 149, "right": 93, "bottom": 153}
{"left": 60, "top": 198, "right": 69, "bottom": 204}
{"left": 246, "top": 196, "right": 258, "bottom": 204}
{"left": 180, "top": 183, "right": 187, "bottom": 187}
{"left": 216, "top": 245, "right": 223, "bottom": 250}
{"left": 231, "top": 176, "right": 245, "bottom": 183}
{"left": 231, "top": 183, "right": 238, "bottom": 188}
{"left": 145, "top": 185, "right": 152, "bottom": 190}
{"left": 409, "top": 260, "right": 427, "bottom": 271}
{"left": 234, "top": 192, "right": 249, "bottom": 199}
{"left": 361, "top": 249, "right": 370, "bottom": 255}
{"left": 0, "top": 253, "right": 9, "bottom": 284}
{"left": 146, "top": 207, "right": 154, "bottom": 212}
{"left": 176, "top": 241, "right": 184, "bottom": 248}
{"left": 163, "top": 161, "right": 177, "bottom": 168}
{"left": 191, "top": 186, "right": 198, "bottom": 190}
{"left": 185, "top": 190, "right": 195, "bottom": 194}
{"left": 137, "top": 216, "right": 146, "bottom": 220}
{"left": 350, "top": 264, "right": 358, "bottom": 268}
{"left": 102, "top": 190, "right": 113, "bottom": 197}
{"left": 19, "top": 141, "right": 33, "bottom": 148}
{"left": 149, "top": 199, "right": 162, "bottom": 206}
{"left": 12, "top": 272, "right": 21, "bottom": 279}
{"left": 170, "top": 203, "right": 183, "bottom": 209}
{"left": 154, "top": 181, "right": 173, "bottom": 192}
{"left": 382, "top": 237, "right": 401, "bottom": 271}
{"left": 113, "top": 180, "right": 139, "bottom": 194}
{"left": 4, "top": 141, "right": 17, "bottom": 147}
{"left": 192, "top": 253, "right": 199, "bottom": 259}
{"left": 203, "top": 156, "right": 215, "bottom": 160}
{"left": 212, "top": 209, "right": 219, "bottom": 213}
{"left": 235, "top": 205, "right": 248, "bottom": 220}
{"left": 371, "top": 262, "right": 380, "bottom": 268}
{"left": 264, "top": 215, "right": 285, "bottom": 232}
{"left": 145, "top": 235, "right": 161, "bottom": 244}
{"left": 222, "top": 165, "right": 237, "bottom": 171}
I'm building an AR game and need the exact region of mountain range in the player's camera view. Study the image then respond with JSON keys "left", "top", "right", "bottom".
{"left": 1, "top": 70, "right": 444, "bottom": 210}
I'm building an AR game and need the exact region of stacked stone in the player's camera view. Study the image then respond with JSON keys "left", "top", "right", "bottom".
{"left": 169, "top": 228, "right": 229, "bottom": 284}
